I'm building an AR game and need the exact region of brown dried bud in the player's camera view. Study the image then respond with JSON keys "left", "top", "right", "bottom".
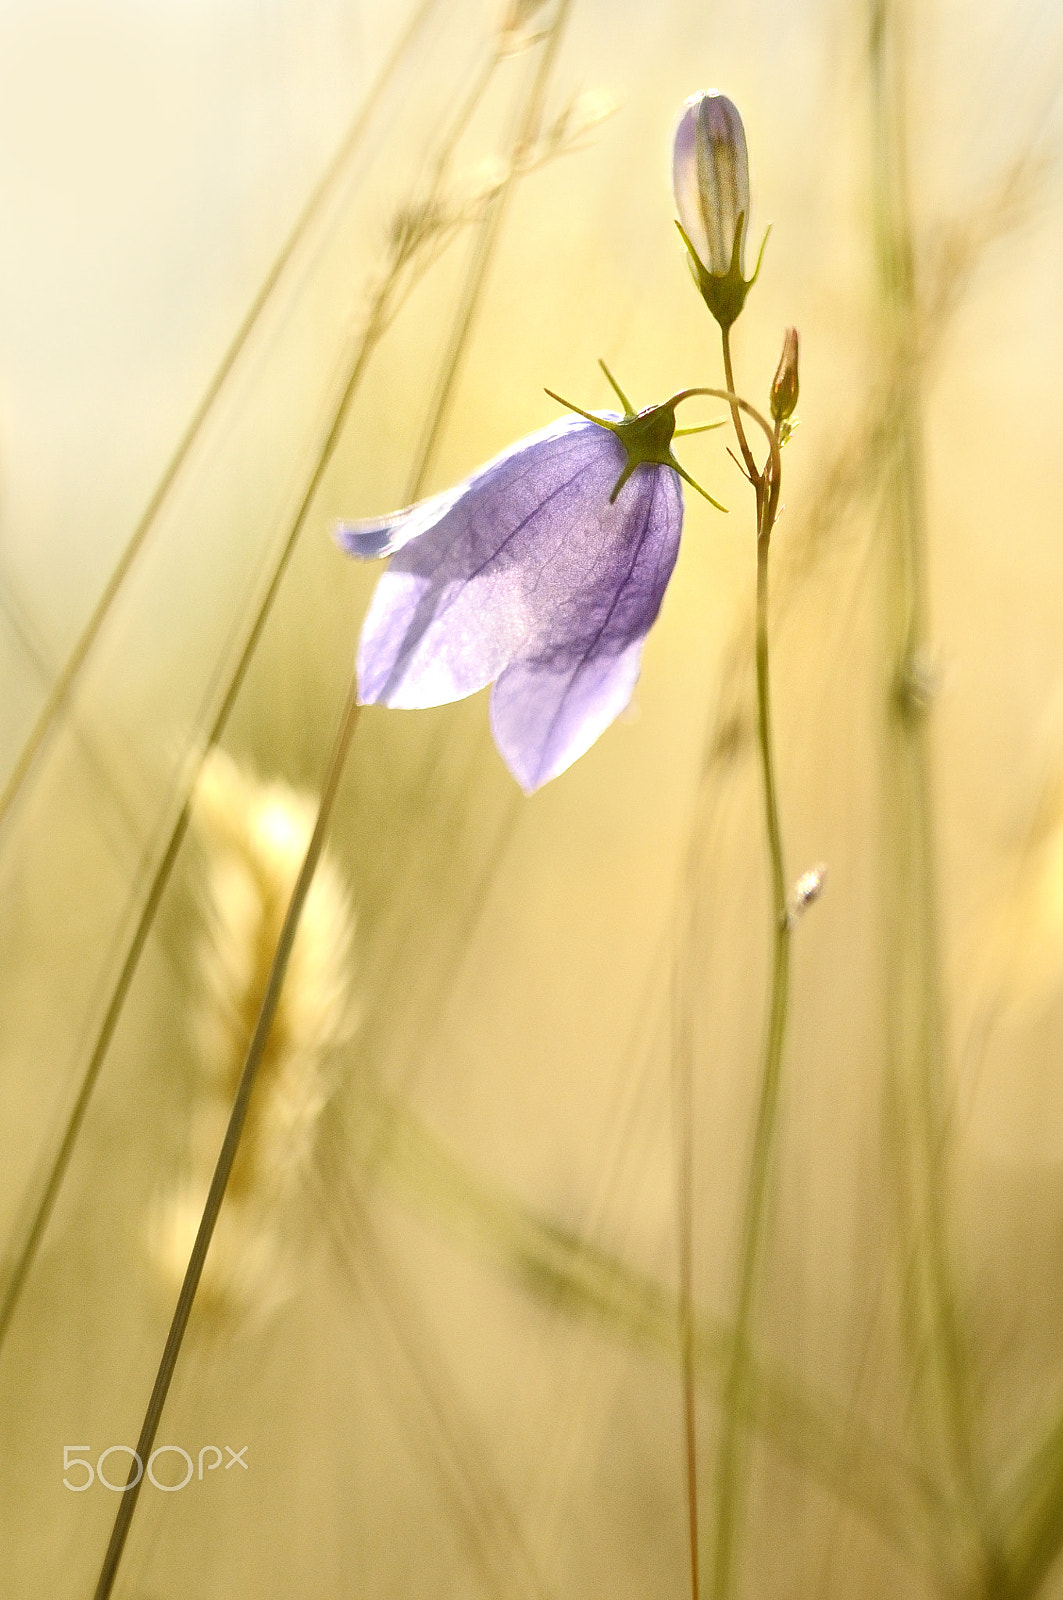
{"left": 770, "top": 326, "right": 800, "bottom": 423}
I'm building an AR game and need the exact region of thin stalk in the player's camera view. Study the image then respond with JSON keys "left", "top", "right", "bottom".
{"left": 673, "top": 948, "right": 701, "bottom": 1600}
{"left": 668, "top": 385, "right": 780, "bottom": 1596}
{"left": 720, "top": 326, "right": 760, "bottom": 484}
{"left": 90, "top": 680, "right": 362, "bottom": 1600}
{"left": 664, "top": 369, "right": 789, "bottom": 1600}
{"left": 706, "top": 371, "right": 788, "bottom": 1600}
{"left": 427, "top": 47, "right": 501, "bottom": 192}
{"left": 663, "top": 382, "right": 784, "bottom": 1600}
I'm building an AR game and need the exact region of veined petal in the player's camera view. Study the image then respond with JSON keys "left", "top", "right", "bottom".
{"left": 356, "top": 416, "right": 630, "bottom": 708}
{"left": 334, "top": 484, "right": 465, "bottom": 559}
{"left": 489, "top": 465, "right": 683, "bottom": 791}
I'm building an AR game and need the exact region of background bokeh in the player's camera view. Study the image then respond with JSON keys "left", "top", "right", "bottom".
{"left": 2, "top": 0, "right": 1063, "bottom": 1596}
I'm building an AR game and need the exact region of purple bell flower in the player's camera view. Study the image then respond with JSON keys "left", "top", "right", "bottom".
{"left": 335, "top": 411, "right": 686, "bottom": 793}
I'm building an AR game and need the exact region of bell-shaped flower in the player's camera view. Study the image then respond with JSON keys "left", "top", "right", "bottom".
{"left": 672, "top": 90, "right": 766, "bottom": 329}
{"left": 335, "top": 387, "right": 716, "bottom": 793}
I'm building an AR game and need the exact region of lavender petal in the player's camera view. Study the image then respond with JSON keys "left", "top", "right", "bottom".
{"left": 673, "top": 96, "right": 710, "bottom": 266}
{"left": 334, "top": 485, "right": 464, "bottom": 560}
{"left": 356, "top": 417, "right": 627, "bottom": 708}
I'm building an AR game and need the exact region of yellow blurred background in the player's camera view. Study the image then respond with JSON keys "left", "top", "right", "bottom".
{"left": 2, "top": 0, "right": 1063, "bottom": 1596}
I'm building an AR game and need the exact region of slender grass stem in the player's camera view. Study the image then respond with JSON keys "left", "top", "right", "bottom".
{"left": 707, "top": 369, "right": 789, "bottom": 1600}
{"left": 665, "top": 379, "right": 785, "bottom": 1600}
{"left": 90, "top": 680, "right": 362, "bottom": 1600}
{"left": 673, "top": 948, "right": 701, "bottom": 1600}
{"left": 711, "top": 522, "right": 790, "bottom": 1600}
{"left": 426, "top": 43, "right": 503, "bottom": 195}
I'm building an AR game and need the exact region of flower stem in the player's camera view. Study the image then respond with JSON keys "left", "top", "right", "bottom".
{"left": 90, "top": 679, "right": 362, "bottom": 1600}
{"left": 667, "top": 383, "right": 781, "bottom": 1600}
{"left": 710, "top": 399, "right": 790, "bottom": 1600}
{"left": 674, "top": 954, "right": 702, "bottom": 1600}
{"left": 721, "top": 325, "right": 759, "bottom": 484}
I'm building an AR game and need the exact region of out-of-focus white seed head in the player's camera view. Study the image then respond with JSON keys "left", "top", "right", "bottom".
{"left": 147, "top": 749, "right": 358, "bottom": 1325}
{"left": 148, "top": 1183, "right": 290, "bottom": 1328}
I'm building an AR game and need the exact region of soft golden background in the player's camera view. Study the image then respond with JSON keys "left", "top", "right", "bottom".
{"left": 1, "top": 0, "right": 1063, "bottom": 1596}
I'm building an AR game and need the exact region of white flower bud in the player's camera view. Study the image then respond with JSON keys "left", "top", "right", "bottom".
{"left": 672, "top": 90, "right": 750, "bottom": 279}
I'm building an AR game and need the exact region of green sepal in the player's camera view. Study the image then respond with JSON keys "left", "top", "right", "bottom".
{"left": 544, "top": 375, "right": 728, "bottom": 513}
{"left": 675, "top": 216, "right": 770, "bottom": 331}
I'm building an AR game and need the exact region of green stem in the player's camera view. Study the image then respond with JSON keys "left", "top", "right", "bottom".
{"left": 674, "top": 948, "right": 702, "bottom": 1600}
{"left": 668, "top": 382, "right": 782, "bottom": 1600}
{"left": 711, "top": 474, "right": 791, "bottom": 1600}
{"left": 721, "top": 326, "right": 760, "bottom": 484}
{"left": 704, "top": 318, "right": 791, "bottom": 1600}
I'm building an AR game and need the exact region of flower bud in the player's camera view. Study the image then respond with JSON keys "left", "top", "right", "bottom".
{"left": 770, "top": 327, "right": 799, "bottom": 424}
{"left": 672, "top": 91, "right": 764, "bottom": 329}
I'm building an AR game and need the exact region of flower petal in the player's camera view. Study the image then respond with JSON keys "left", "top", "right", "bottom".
{"left": 673, "top": 95, "right": 711, "bottom": 266}
{"left": 334, "top": 485, "right": 464, "bottom": 559}
{"left": 672, "top": 91, "right": 750, "bottom": 278}
{"left": 355, "top": 416, "right": 629, "bottom": 708}
{"left": 488, "top": 465, "right": 683, "bottom": 791}
{"left": 694, "top": 92, "right": 750, "bottom": 276}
